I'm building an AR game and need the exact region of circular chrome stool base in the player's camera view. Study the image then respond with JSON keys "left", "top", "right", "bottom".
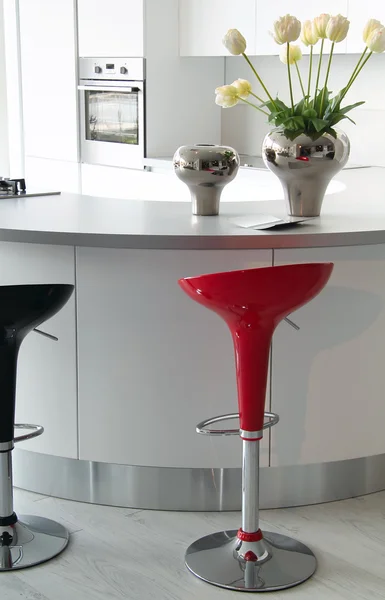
{"left": 185, "top": 529, "right": 316, "bottom": 592}
{"left": 0, "top": 515, "right": 69, "bottom": 570}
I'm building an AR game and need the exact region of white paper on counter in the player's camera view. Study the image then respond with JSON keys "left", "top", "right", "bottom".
{"left": 229, "top": 214, "right": 316, "bottom": 230}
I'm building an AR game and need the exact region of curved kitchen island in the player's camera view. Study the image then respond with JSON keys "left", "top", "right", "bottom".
{"left": 3, "top": 165, "right": 385, "bottom": 510}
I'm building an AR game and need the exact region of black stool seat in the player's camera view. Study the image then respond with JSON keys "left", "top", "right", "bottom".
{"left": 0, "top": 283, "right": 74, "bottom": 571}
{"left": 0, "top": 284, "right": 74, "bottom": 446}
{"left": 0, "top": 284, "right": 73, "bottom": 335}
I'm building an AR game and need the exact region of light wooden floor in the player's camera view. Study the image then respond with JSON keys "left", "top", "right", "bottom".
{"left": 2, "top": 488, "right": 385, "bottom": 599}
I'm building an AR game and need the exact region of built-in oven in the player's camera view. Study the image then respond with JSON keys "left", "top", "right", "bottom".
{"left": 78, "top": 57, "right": 145, "bottom": 169}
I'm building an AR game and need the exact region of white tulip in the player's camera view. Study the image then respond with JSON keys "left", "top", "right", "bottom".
{"left": 301, "top": 20, "right": 319, "bottom": 46}
{"left": 326, "top": 15, "right": 350, "bottom": 43}
{"left": 363, "top": 19, "right": 384, "bottom": 44}
{"left": 215, "top": 85, "right": 239, "bottom": 108}
{"left": 271, "top": 15, "right": 301, "bottom": 45}
{"left": 222, "top": 29, "right": 246, "bottom": 55}
{"left": 366, "top": 26, "right": 385, "bottom": 53}
{"left": 279, "top": 44, "right": 302, "bottom": 65}
{"left": 313, "top": 14, "right": 331, "bottom": 39}
{"left": 231, "top": 79, "right": 252, "bottom": 99}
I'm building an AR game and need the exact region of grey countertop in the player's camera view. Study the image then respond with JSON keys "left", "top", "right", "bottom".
{"left": 0, "top": 167, "right": 384, "bottom": 250}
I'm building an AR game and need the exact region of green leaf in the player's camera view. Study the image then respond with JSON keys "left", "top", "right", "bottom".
{"left": 260, "top": 98, "right": 289, "bottom": 112}
{"left": 310, "top": 117, "right": 329, "bottom": 132}
{"left": 282, "top": 116, "right": 305, "bottom": 130}
{"left": 312, "top": 86, "right": 333, "bottom": 118}
{"left": 270, "top": 109, "right": 291, "bottom": 126}
{"left": 324, "top": 127, "right": 337, "bottom": 139}
{"left": 314, "top": 95, "right": 364, "bottom": 131}
{"left": 302, "top": 108, "right": 317, "bottom": 118}
{"left": 294, "top": 97, "right": 307, "bottom": 116}
{"left": 260, "top": 100, "right": 274, "bottom": 112}
{"left": 328, "top": 113, "right": 356, "bottom": 126}
{"left": 329, "top": 88, "right": 346, "bottom": 113}
{"left": 283, "top": 127, "right": 305, "bottom": 140}
{"left": 339, "top": 101, "right": 365, "bottom": 114}
{"left": 322, "top": 96, "right": 336, "bottom": 120}
{"left": 272, "top": 98, "right": 289, "bottom": 112}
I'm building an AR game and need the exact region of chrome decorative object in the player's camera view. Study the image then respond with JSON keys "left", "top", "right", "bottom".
{"left": 262, "top": 129, "right": 350, "bottom": 217}
{"left": 173, "top": 144, "right": 240, "bottom": 215}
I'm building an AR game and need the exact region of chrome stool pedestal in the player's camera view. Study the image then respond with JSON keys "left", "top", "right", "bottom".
{"left": 186, "top": 530, "right": 316, "bottom": 592}
{"left": 0, "top": 425, "right": 69, "bottom": 571}
{"left": 0, "top": 517, "right": 69, "bottom": 571}
{"left": 185, "top": 411, "right": 316, "bottom": 592}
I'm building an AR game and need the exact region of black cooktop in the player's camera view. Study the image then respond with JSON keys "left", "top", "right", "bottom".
{"left": 0, "top": 178, "right": 60, "bottom": 199}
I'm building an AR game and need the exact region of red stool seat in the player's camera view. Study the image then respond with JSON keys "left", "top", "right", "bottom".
{"left": 178, "top": 263, "right": 333, "bottom": 592}
{"left": 179, "top": 263, "right": 333, "bottom": 437}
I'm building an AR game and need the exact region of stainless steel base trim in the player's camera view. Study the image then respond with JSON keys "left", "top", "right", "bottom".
{"left": 13, "top": 449, "right": 385, "bottom": 511}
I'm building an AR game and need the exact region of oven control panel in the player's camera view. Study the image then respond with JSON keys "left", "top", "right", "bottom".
{"left": 79, "top": 57, "right": 145, "bottom": 82}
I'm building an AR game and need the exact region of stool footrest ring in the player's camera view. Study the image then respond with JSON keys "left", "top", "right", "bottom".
{"left": 196, "top": 412, "right": 279, "bottom": 436}
{"left": 14, "top": 423, "right": 44, "bottom": 443}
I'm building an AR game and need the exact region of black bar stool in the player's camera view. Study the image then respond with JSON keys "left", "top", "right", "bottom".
{"left": 0, "top": 284, "right": 73, "bottom": 570}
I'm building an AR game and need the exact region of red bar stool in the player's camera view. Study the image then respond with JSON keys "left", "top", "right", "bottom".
{"left": 178, "top": 263, "right": 333, "bottom": 592}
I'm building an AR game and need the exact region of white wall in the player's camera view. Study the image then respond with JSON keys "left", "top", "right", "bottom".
{"left": 0, "top": 0, "right": 10, "bottom": 176}
{"left": 144, "top": 0, "right": 223, "bottom": 156}
{"left": 222, "top": 53, "right": 385, "bottom": 166}
{"left": 3, "top": 0, "right": 23, "bottom": 177}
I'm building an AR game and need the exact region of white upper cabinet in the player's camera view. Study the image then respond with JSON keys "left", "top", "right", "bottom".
{"left": 255, "top": 0, "right": 349, "bottom": 55}
{"left": 179, "top": 0, "right": 257, "bottom": 56}
{"left": 179, "top": 0, "right": 351, "bottom": 56}
{"left": 19, "top": 0, "right": 79, "bottom": 162}
{"left": 346, "top": 0, "right": 385, "bottom": 53}
{"left": 77, "top": 0, "right": 144, "bottom": 57}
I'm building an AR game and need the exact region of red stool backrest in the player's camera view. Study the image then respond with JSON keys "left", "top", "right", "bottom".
{"left": 178, "top": 263, "right": 333, "bottom": 435}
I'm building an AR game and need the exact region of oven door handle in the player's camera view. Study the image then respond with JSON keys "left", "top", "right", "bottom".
{"left": 78, "top": 85, "right": 141, "bottom": 93}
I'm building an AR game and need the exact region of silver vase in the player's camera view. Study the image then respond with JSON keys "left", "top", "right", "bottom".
{"left": 262, "top": 129, "right": 350, "bottom": 217}
{"left": 173, "top": 144, "right": 240, "bottom": 215}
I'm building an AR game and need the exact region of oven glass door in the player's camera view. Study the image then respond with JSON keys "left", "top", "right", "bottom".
{"left": 85, "top": 89, "right": 139, "bottom": 146}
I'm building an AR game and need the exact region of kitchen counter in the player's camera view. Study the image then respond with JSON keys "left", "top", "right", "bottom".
{"left": 0, "top": 166, "right": 384, "bottom": 249}
{"left": 8, "top": 165, "right": 385, "bottom": 512}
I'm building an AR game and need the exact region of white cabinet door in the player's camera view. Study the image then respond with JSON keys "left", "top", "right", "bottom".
{"left": 19, "top": 0, "right": 79, "bottom": 162}
{"left": 179, "top": 0, "right": 257, "bottom": 56}
{"left": 255, "top": 1, "right": 349, "bottom": 55}
{"left": 271, "top": 245, "right": 385, "bottom": 467}
{"left": 76, "top": 247, "right": 272, "bottom": 469}
{"left": 347, "top": 1, "right": 385, "bottom": 53}
{"left": 0, "top": 242, "right": 78, "bottom": 459}
{"left": 77, "top": 0, "right": 144, "bottom": 57}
